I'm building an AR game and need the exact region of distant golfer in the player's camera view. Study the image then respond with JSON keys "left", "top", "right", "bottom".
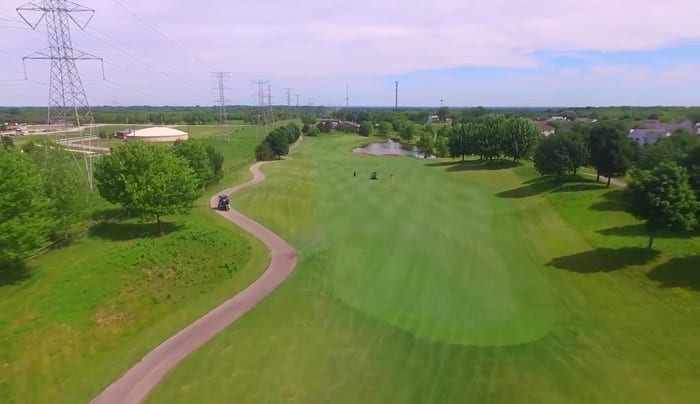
{"left": 353, "top": 171, "right": 356, "bottom": 177}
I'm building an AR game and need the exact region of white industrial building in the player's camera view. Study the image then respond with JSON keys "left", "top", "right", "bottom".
{"left": 125, "top": 127, "right": 188, "bottom": 143}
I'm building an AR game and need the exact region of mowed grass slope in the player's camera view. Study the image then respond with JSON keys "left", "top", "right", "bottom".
{"left": 150, "top": 135, "right": 700, "bottom": 403}
{"left": 0, "top": 126, "right": 269, "bottom": 403}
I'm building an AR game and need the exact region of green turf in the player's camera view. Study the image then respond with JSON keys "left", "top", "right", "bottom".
{"left": 0, "top": 125, "right": 270, "bottom": 403}
{"left": 149, "top": 135, "right": 700, "bottom": 403}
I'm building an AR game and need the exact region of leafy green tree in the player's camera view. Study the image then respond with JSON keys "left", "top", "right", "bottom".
{"left": 359, "top": 121, "right": 373, "bottom": 137}
{"left": 23, "top": 141, "right": 89, "bottom": 240}
{"left": 286, "top": 123, "right": 302, "bottom": 143}
{"left": 588, "top": 122, "right": 630, "bottom": 187}
{"left": 416, "top": 133, "right": 435, "bottom": 158}
{"left": 684, "top": 144, "right": 700, "bottom": 199}
{"left": 378, "top": 121, "right": 393, "bottom": 136}
{"left": 306, "top": 125, "right": 321, "bottom": 137}
{"left": 626, "top": 163, "right": 699, "bottom": 249}
{"left": 434, "top": 135, "right": 449, "bottom": 158}
{"left": 266, "top": 130, "right": 290, "bottom": 158}
{"left": 301, "top": 115, "right": 316, "bottom": 125}
{"left": 255, "top": 141, "right": 275, "bottom": 161}
{"left": 0, "top": 149, "right": 52, "bottom": 264}
{"left": 503, "top": 117, "right": 539, "bottom": 163}
{"left": 448, "top": 123, "right": 475, "bottom": 160}
{"left": 172, "top": 140, "right": 212, "bottom": 188}
{"left": 206, "top": 145, "right": 224, "bottom": 184}
{"left": 318, "top": 121, "right": 333, "bottom": 133}
{"left": 399, "top": 122, "right": 416, "bottom": 143}
{"left": 534, "top": 135, "right": 571, "bottom": 179}
{"left": 302, "top": 123, "right": 311, "bottom": 134}
{"left": 94, "top": 142, "right": 200, "bottom": 235}
{"left": 563, "top": 132, "right": 589, "bottom": 175}
{"left": 476, "top": 114, "right": 507, "bottom": 160}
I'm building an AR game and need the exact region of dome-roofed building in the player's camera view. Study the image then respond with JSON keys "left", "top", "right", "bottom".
{"left": 125, "top": 127, "right": 188, "bottom": 143}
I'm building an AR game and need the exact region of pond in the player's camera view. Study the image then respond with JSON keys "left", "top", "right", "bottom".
{"left": 352, "top": 139, "right": 425, "bottom": 157}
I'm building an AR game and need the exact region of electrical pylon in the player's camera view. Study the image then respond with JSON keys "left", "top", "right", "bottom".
{"left": 17, "top": 0, "right": 104, "bottom": 189}
{"left": 212, "top": 72, "right": 230, "bottom": 125}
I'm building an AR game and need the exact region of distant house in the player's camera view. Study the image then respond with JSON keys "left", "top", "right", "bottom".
{"left": 547, "top": 116, "right": 568, "bottom": 122}
{"left": 574, "top": 117, "right": 597, "bottom": 124}
{"left": 628, "top": 129, "right": 671, "bottom": 145}
{"left": 427, "top": 115, "right": 453, "bottom": 124}
{"left": 695, "top": 122, "right": 700, "bottom": 135}
{"left": 533, "top": 121, "right": 556, "bottom": 136}
{"left": 643, "top": 119, "right": 695, "bottom": 133}
{"left": 338, "top": 121, "right": 361, "bottom": 132}
{"left": 319, "top": 118, "right": 340, "bottom": 130}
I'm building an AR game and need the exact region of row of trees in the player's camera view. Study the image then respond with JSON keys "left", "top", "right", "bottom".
{"left": 533, "top": 122, "right": 630, "bottom": 186}
{"left": 447, "top": 115, "right": 540, "bottom": 163}
{"left": 0, "top": 138, "right": 226, "bottom": 265}
{"left": 255, "top": 123, "right": 302, "bottom": 160}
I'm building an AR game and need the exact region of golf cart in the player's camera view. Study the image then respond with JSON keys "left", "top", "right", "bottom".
{"left": 217, "top": 195, "right": 231, "bottom": 211}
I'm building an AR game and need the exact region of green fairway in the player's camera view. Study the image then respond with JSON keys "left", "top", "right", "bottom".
{"left": 0, "top": 126, "right": 269, "bottom": 403}
{"left": 149, "top": 135, "right": 700, "bottom": 403}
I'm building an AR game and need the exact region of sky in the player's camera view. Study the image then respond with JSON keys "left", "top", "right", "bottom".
{"left": 1, "top": 0, "right": 700, "bottom": 107}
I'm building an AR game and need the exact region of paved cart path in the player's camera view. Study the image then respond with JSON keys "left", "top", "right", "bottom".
{"left": 92, "top": 158, "right": 299, "bottom": 404}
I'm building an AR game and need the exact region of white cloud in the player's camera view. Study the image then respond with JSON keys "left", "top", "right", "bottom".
{"left": 1, "top": 0, "right": 699, "bottom": 105}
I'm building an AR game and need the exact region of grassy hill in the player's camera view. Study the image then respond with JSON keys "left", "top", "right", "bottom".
{"left": 0, "top": 125, "right": 270, "bottom": 402}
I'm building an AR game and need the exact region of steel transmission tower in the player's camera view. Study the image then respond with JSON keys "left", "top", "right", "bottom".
{"left": 252, "top": 80, "right": 268, "bottom": 125}
{"left": 283, "top": 87, "right": 293, "bottom": 107}
{"left": 17, "top": 0, "right": 104, "bottom": 189}
{"left": 212, "top": 72, "right": 230, "bottom": 125}
{"left": 346, "top": 83, "right": 349, "bottom": 108}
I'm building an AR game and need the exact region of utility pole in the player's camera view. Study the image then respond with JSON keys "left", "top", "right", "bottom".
{"left": 295, "top": 94, "right": 300, "bottom": 108}
{"left": 212, "top": 72, "right": 230, "bottom": 125}
{"left": 18, "top": 0, "right": 105, "bottom": 190}
{"left": 345, "top": 83, "right": 349, "bottom": 108}
{"left": 394, "top": 81, "right": 399, "bottom": 112}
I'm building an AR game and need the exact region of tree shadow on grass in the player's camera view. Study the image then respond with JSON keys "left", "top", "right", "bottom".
{"left": 550, "top": 183, "right": 606, "bottom": 193}
{"left": 425, "top": 159, "right": 522, "bottom": 172}
{"left": 590, "top": 189, "right": 628, "bottom": 212}
{"left": 548, "top": 247, "right": 659, "bottom": 273}
{"left": 89, "top": 221, "right": 183, "bottom": 241}
{"left": 598, "top": 224, "right": 697, "bottom": 239}
{"left": 647, "top": 256, "right": 700, "bottom": 291}
{"left": 0, "top": 262, "right": 30, "bottom": 287}
{"left": 496, "top": 176, "right": 601, "bottom": 198}
{"left": 91, "top": 207, "right": 134, "bottom": 222}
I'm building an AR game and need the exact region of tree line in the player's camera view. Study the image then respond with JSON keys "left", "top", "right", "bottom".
{"left": 255, "top": 123, "right": 302, "bottom": 160}
{"left": 0, "top": 138, "right": 225, "bottom": 265}
{"left": 531, "top": 122, "right": 700, "bottom": 249}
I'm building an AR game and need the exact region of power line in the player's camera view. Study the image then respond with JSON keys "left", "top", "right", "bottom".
{"left": 109, "top": 0, "right": 209, "bottom": 68}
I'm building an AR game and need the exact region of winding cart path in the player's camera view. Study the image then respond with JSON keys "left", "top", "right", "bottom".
{"left": 92, "top": 157, "right": 299, "bottom": 403}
